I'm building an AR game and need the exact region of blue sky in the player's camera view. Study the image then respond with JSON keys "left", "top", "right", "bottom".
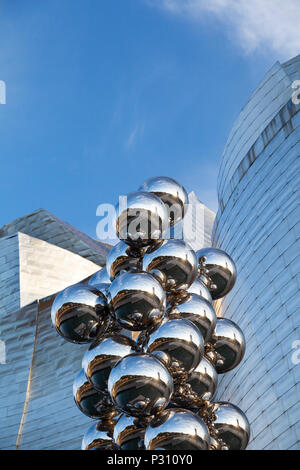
{"left": 0, "top": 0, "right": 299, "bottom": 239}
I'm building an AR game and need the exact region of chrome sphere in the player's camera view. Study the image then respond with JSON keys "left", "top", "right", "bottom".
{"left": 81, "top": 420, "right": 115, "bottom": 450}
{"left": 108, "top": 271, "right": 166, "bottom": 331}
{"left": 73, "top": 369, "right": 119, "bottom": 419}
{"left": 113, "top": 414, "right": 146, "bottom": 450}
{"left": 212, "top": 318, "right": 246, "bottom": 373}
{"left": 51, "top": 284, "right": 108, "bottom": 344}
{"left": 108, "top": 353, "right": 173, "bottom": 417}
{"left": 143, "top": 239, "right": 197, "bottom": 292}
{"left": 146, "top": 319, "right": 204, "bottom": 375}
{"left": 106, "top": 241, "right": 142, "bottom": 280}
{"left": 167, "top": 293, "right": 217, "bottom": 343}
{"left": 116, "top": 191, "right": 168, "bottom": 247}
{"left": 139, "top": 176, "right": 188, "bottom": 226}
{"left": 144, "top": 408, "right": 210, "bottom": 450}
{"left": 174, "top": 357, "right": 218, "bottom": 407}
{"left": 82, "top": 334, "right": 137, "bottom": 393}
{"left": 186, "top": 279, "right": 212, "bottom": 304}
{"left": 211, "top": 401, "right": 250, "bottom": 450}
{"left": 88, "top": 268, "right": 111, "bottom": 287}
{"left": 196, "top": 248, "right": 236, "bottom": 300}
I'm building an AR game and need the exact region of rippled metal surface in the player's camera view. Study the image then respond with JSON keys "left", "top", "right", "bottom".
{"left": 81, "top": 419, "right": 115, "bottom": 450}
{"left": 116, "top": 191, "right": 168, "bottom": 247}
{"left": 51, "top": 284, "right": 108, "bottom": 344}
{"left": 106, "top": 241, "right": 143, "bottom": 280}
{"left": 143, "top": 239, "right": 197, "bottom": 292}
{"left": 167, "top": 293, "right": 216, "bottom": 343}
{"left": 113, "top": 414, "right": 146, "bottom": 450}
{"left": 108, "top": 353, "right": 173, "bottom": 417}
{"left": 147, "top": 319, "right": 204, "bottom": 375}
{"left": 108, "top": 271, "right": 166, "bottom": 331}
{"left": 211, "top": 401, "right": 250, "bottom": 450}
{"left": 144, "top": 408, "right": 210, "bottom": 450}
{"left": 196, "top": 247, "right": 236, "bottom": 299}
{"left": 139, "top": 176, "right": 188, "bottom": 226}
{"left": 73, "top": 369, "right": 118, "bottom": 419}
{"left": 212, "top": 318, "right": 245, "bottom": 374}
{"left": 82, "top": 334, "right": 136, "bottom": 393}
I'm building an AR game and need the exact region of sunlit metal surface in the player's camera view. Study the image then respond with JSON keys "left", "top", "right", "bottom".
{"left": 115, "top": 191, "right": 168, "bottom": 246}
{"left": 196, "top": 247, "right": 236, "bottom": 300}
{"left": 106, "top": 241, "right": 142, "bottom": 280}
{"left": 186, "top": 279, "right": 212, "bottom": 304}
{"left": 113, "top": 414, "right": 146, "bottom": 450}
{"left": 108, "top": 353, "right": 173, "bottom": 417}
{"left": 210, "top": 402, "right": 250, "bottom": 450}
{"left": 211, "top": 318, "right": 245, "bottom": 374}
{"left": 108, "top": 271, "right": 166, "bottom": 331}
{"left": 167, "top": 293, "right": 217, "bottom": 343}
{"left": 143, "top": 239, "right": 197, "bottom": 292}
{"left": 81, "top": 419, "right": 115, "bottom": 450}
{"left": 147, "top": 319, "right": 204, "bottom": 376}
{"left": 51, "top": 284, "right": 108, "bottom": 344}
{"left": 144, "top": 408, "right": 210, "bottom": 450}
{"left": 88, "top": 268, "right": 111, "bottom": 287}
{"left": 139, "top": 176, "right": 188, "bottom": 226}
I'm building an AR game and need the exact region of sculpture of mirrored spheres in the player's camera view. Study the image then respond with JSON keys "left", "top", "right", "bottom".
{"left": 108, "top": 353, "right": 173, "bottom": 417}
{"left": 51, "top": 175, "right": 250, "bottom": 450}
{"left": 196, "top": 247, "right": 237, "bottom": 300}
{"left": 139, "top": 176, "right": 188, "bottom": 226}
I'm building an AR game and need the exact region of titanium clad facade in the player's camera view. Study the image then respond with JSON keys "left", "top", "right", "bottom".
{"left": 212, "top": 55, "right": 300, "bottom": 450}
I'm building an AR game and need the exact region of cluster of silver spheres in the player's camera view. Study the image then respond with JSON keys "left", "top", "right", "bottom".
{"left": 51, "top": 176, "right": 250, "bottom": 451}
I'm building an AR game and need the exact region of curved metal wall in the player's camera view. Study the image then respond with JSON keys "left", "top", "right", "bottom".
{"left": 212, "top": 57, "right": 300, "bottom": 450}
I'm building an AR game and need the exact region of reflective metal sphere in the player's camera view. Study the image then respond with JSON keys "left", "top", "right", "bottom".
{"left": 116, "top": 191, "right": 168, "bottom": 247}
{"left": 212, "top": 318, "right": 246, "bottom": 373}
{"left": 174, "top": 357, "right": 217, "bottom": 408}
{"left": 73, "top": 369, "right": 119, "bottom": 419}
{"left": 108, "top": 271, "right": 166, "bottom": 331}
{"left": 139, "top": 176, "right": 188, "bottom": 226}
{"left": 81, "top": 420, "right": 115, "bottom": 450}
{"left": 108, "top": 353, "right": 173, "bottom": 417}
{"left": 186, "top": 279, "right": 212, "bottom": 304}
{"left": 106, "top": 241, "right": 142, "bottom": 280}
{"left": 82, "top": 334, "right": 137, "bottom": 393}
{"left": 196, "top": 248, "right": 237, "bottom": 300}
{"left": 147, "top": 319, "right": 204, "bottom": 375}
{"left": 88, "top": 268, "right": 111, "bottom": 287}
{"left": 211, "top": 401, "right": 250, "bottom": 450}
{"left": 144, "top": 408, "right": 210, "bottom": 450}
{"left": 51, "top": 284, "right": 108, "bottom": 344}
{"left": 113, "top": 414, "right": 146, "bottom": 450}
{"left": 167, "top": 293, "right": 217, "bottom": 343}
{"left": 143, "top": 239, "right": 198, "bottom": 292}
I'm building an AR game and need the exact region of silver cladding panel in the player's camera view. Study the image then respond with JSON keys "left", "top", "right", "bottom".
{"left": 213, "top": 57, "right": 300, "bottom": 450}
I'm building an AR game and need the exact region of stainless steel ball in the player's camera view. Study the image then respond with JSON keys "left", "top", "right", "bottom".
{"left": 139, "top": 176, "right": 188, "bottom": 226}
{"left": 108, "top": 353, "right": 173, "bottom": 417}
{"left": 81, "top": 420, "right": 115, "bottom": 450}
{"left": 73, "top": 369, "right": 119, "bottom": 419}
{"left": 174, "top": 357, "right": 218, "bottom": 408}
{"left": 144, "top": 408, "right": 210, "bottom": 450}
{"left": 196, "top": 247, "right": 237, "bottom": 300}
{"left": 116, "top": 191, "right": 168, "bottom": 247}
{"left": 82, "top": 334, "right": 137, "bottom": 393}
{"left": 143, "top": 239, "right": 198, "bottom": 292}
{"left": 108, "top": 271, "right": 166, "bottom": 331}
{"left": 51, "top": 283, "right": 108, "bottom": 344}
{"left": 186, "top": 279, "right": 212, "bottom": 304}
{"left": 113, "top": 414, "right": 146, "bottom": 450}
{"left": 88, "top": 268, "right": 111, "bottom": 287}
{"left": 146, "top": 319, "right": 204, "bottom": 375}
{"left": 212, "top": 318, "right": 246, "bottom": 373}
{"left": 210, "top": 401, "right": 250, "bottom": 450}
{"left": 106, "top": 241, "right": 142, "bottom": 280}
{"left": 167, "top": 293, "right": 217, "bottom": 343}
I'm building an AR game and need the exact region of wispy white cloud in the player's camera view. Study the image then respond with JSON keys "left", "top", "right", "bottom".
{"left": 148, "top": 0, "right": 300, "bottom": 58}
{"left": 125, "top": 122, "right": 145, "bottom": 149}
